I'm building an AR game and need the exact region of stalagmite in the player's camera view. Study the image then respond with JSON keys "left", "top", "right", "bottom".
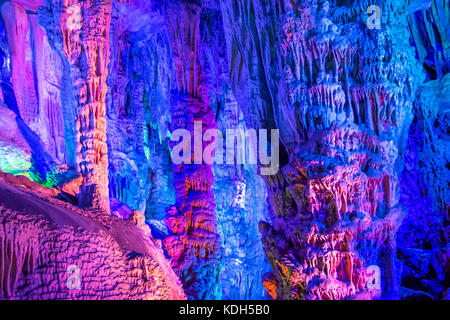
{"left": 0, "top": 0, "right": 447, "bottom": 301}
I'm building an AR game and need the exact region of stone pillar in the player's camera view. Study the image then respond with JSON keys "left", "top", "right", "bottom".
{"left": 49, "top": 0, "right": 112, "bottom": 212}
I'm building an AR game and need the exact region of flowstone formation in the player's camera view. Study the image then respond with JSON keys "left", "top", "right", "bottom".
{"left": 106, "top": 0, "right": 173, "bottom": 215}
{"left": 212, "top": 89, "right": 271, "bottom": 300}
{"left": 0, "top": 0, "right": 65, "bottom": 179}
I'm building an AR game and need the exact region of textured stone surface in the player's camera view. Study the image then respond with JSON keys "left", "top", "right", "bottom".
{"left": 219, "top": 0, "right": 439, "bottom": 300}
{"left": 396, "top": 0, "right": 449, "bottom": 300}
{"left": 40, "top": 0, "right": 113, "bottom": 213}
{"left": 0, "top": 0, "right": 65, "bottom": 179}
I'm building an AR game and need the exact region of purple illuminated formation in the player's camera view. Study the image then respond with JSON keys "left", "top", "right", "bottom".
{"left": 0, "top": 0, "right": 448, "bottom": 300}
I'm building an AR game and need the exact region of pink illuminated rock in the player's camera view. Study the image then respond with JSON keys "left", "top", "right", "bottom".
{"left": 130, "top": 210, "right": 152, "bottom": 238}
{"left": 1, "top": 2, "right": 38, "bottom": 125}
{"left": 0, "top": 169, "right": 60, "bottom": 197}
{"left": 61, "top": 174, "right": 83, "bottom": 197}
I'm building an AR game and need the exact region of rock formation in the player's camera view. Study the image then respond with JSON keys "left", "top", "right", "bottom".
{"left": 162, "top": 0, "right": 222, "bottom": 300}
{"left": 40, "top": 0, "right": 112, "bottom": 213}
{"left": 219, "top": 0, "right": 445, "bottom": 300}
{"left": 0, "top": 0, "right": 447, "bottom": 300}
{"left": 0, "top": 176, "right": 185, "bottom": 299}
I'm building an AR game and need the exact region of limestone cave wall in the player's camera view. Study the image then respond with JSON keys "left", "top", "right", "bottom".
{"left": 0, "top": 0, "right": 448, "bottom": 300}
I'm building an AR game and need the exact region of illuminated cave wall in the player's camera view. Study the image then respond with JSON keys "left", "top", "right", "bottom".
{"left": 0, "top": 0, "right": 448, "bottom": 300}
